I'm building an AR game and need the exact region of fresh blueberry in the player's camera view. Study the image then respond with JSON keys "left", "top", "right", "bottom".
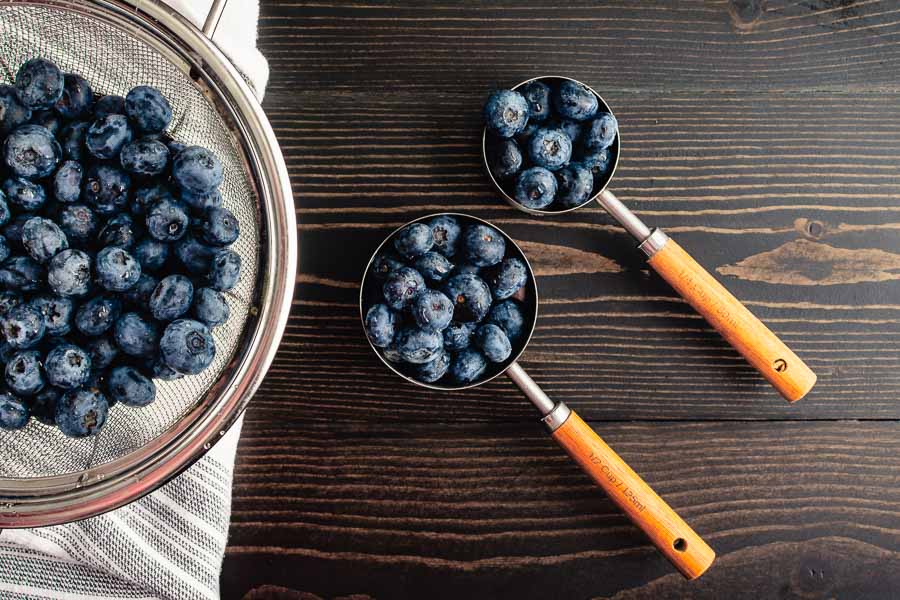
{"left": 146, "top": 198, "right": 189, "bottom": 242}
{"left": 413, "top": 349, "right": 451, "bottom": 384}
{"left": 3, "top": 177, "right": 46, "bottom": 211}
{"left": 30, "top": 109, "right": 62, "bottom": 135}
{"left": 132, "top": 238, "right": 168, "bottom": 272}
{"left": 382, "top": 266, "right": 425, "bottom": 311}
{"left": 85, "top": 336, "right": 118, "bottom": 371}
{"left": 207, "top": 248, "right": 241, "bottom": 292}
{"left": 0, "top": 392, "right": 29, "bottom": 430}
{"left": 75, "top": 295, "right": 121, "bottom": 336}
{"left": 160, "top": 318, "right": 216, "bottom": 375}
{"left": 0, "top": 194, "right": 9, "bottom": 230}
{"left": 172, "top": 146, "right": 223, "bottom": 195}
{"left": 95, "top": 246, "right": 141, "bottom": 291}
{"left": 125, "top": 86, "right": 173, "bottom": 134}
{"left": 441, "top": 273, "right": 492, "bottom": 322}
{"left": 180, "top": 189, "right": 223, "bottom": 212}
{"left": 520, "top": 80, "right": 551, "bottom": 121}
{"left": 364, "top": 303, "right": 397, "bottom": 348}
{"left": 486, "top": 257, "right": 528, "bottom": 300}
{"left": 93, "top": 94, "right": 126, "bottom": 120}
{"left": 150, "top": 355, "right": 184, "bottom": 381}
{"left": 581, "top": 147, "right": 612, "bottom": 178}
{"left": 584, "top": 113, "right": 618, "bottom": 150}
{"left": 167, "top": 140, "right": 187, "bottom": 157}
{"left": 108, "top": 366, "right": 156, "bottom": 407}
{"left": 58, "top": 204, "right": 99, "bottom": 243}
{"left": 488, "top": 138, "right": 522, "bottom": 180}
{"left": 175, "top": 235, "right": 216, "bottom": 274}
{"left": 30, "top": 387, "right": 59, "bottom": 426}
{"left": 191, "top": 287, "right": 230, "bottom": 327}
{"left": 197, "top": 206, "right": 239, "bottom": 246}
{"left": 3, "top": 125, "right": 61, "bottom": 179}
{"left": 449, "top": 348, "right": 487, "bottom": 384}
{"left": 0, "top": 236, "right": 10, "bottom": 265}
{"left": 393, "top": 222, "right": 433, "bottom": 260}
{"left": 132, "top": 182, "right": 174, "bottom": 217}
{"left": 557, "top": 119, "right": 583, "bottom": 145}
{"left": 554, "top": 80, "right": 599, "bottom": 121}
{"left": 395, "top": 326, "right": 443, "bottom": 364}
{"left": 15, "top": 58, "right": 64, "bottom": 110}
{"left": 515, "top": 121, "right": 540, "bottom": 147}
{"left": 443, "top": 321, "right": 476, "bottom": 351}
{"left": 114, "top": 312, "right": 158, "bottom": 356}
{"left": 82, "top": 164, "right": 132, "bottom": 216}
{"left": 0, "top": 85, "right": 31, "bottom": 136}
{"left": 514, "top": 167, "right": 557, "bottom": 210}
{"left": 428, "top": 215, "right": 461, "bottom": 258}
{"left": 22, "top": 217, "right": 68, "bottom": 263}
{"left": 53, "top": 160, "right": 83, "bottom": 204}
{"left": 47, "top": 249, "right": 91, "bottom": 296}
{"left": 474, "top": 324, "right": 512, "bottom": 363}
{"left": 462, "top": 224, "right": 506, "bottom": 267}
{"left": 486, "top": 300, "right": 525, "bottom": 342}
{"left": 556, "top": 163, "right": 594, "bottom": 208}
{"left": 527, "top": 128, "right": 572, "bottom": 171}
{"left": 371, "top": 253, "right": 404, "bottom": 280}
{"left": 44, "top": 343, "right": 92, "bottom": 389}
{"left": 412, "top": 289, "right": 454, "bottom": 332}
{"left": 120, "top": 138, "right": 169, "bottom": 176}
{"left": 0, "top": 256, "right": 45, "bottom": 292}
{"left": 381, "top": 342, "right": 403, "bottom": 364}
{"left": 483, "top": 90, "right": 529, "bottom": 139}
{"left": 150, "top": 274, "right": 193, "bottom": 321}
{"left": 59, "top": 121, "right": 89, "bottom": 161}
{"left": 123, "top": 273, "right": 157, "bottom": 307}
{"left": 5, "top": 350, "right": 44, "bottom": 395}
{"left": 54, "top": 73, "right": 93, "bottom": 119}
{"left": 98, "top": 214, "right": 138, "bottom": 249}
{"left": 29, "top": 294, "right": 73, "bottom": 335}
{"left": 55, "top": 387, "right": 109, "bottom": 437}
{"left": 0, "top": 291, "right": 21, "bottom": 317}
{"left": 86, "top": 114, "right": 133, "bottom": 160}
{"left": 413, "top": 251, "right": 453, "bottom": 283}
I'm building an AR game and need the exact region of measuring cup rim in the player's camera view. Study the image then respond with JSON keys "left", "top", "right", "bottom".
{"left": 482, "top": 75, "right": 621, "bottom": 216}
{"left": 359, "top": 212, "right": 540, "bottom": 391}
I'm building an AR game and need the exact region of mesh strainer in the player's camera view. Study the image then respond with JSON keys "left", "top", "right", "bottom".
{"left": 0, "top": 0, "right": 296, "bottom": 527}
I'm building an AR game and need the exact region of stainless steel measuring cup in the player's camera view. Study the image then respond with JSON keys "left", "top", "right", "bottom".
{"left": 360, "top": 213, "right": 715, "bottom": 579}
{"left": 483, "top": 76, "right": 816, "bottom": 403}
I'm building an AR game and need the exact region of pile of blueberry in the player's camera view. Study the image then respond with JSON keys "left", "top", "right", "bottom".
{"left": 363, "top": 215, "right": 532, "bottom": 387}
{"left": 0, "top": 58, "right": 241, "bottom": 436}
{"left": 483, "top": 78, "right": 619, "bottom": 212}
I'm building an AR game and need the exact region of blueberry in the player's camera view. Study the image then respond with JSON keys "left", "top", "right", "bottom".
{"left": 93, "top": 94, "right": 126, "bottom": 120}
{"left": 119, "top": 138, "right": 169, "bottom": 177}
{"left": 180, "top": 189, "right": 223, "bottom": 212}
{"left": 483, "top": 90, "right": 529, "bottom": 139}
{"left": 441, "top": 273, "right": 492, "bottom": 322}
{"left": 58, "top": 204, "right": 99, "bottom": 243}
{"left": 53, "top": 160, "right": 83, "bottom": 204}
{"left": 54, "top": 73, "right": 93, "bottom": 119}
{"left": 486, "top": 257, "right": 528, "bottom": 300}
{"left": 0, "top": 85, "right": 32, "bottom": 136}
{"left": 486, "top": 300, "right": 525, "bottom": 343}
{"left": 29, "top": 294, "right": 73, "bottom": 335}
{"left": 44, "top": 343, "right": 91, "bottom": 389}
{"left": 557, "top": 119, "right": 582, "bottom": 145}
{"left": 30, "top": 387, "right": 59, "bottom": 426}
{"left": 85, "top": 336, "right": 118, "bottom": 371}
{"left": 191, "top": 287, "right": 230, "bottom": 327}
{"left": 514, "top": 167, "right": 557, "bottom": 210}
{"left": 520, "top": 81, "right": 551, "bottom": 121}
{"left": 462, "top": 224, "right": 505, "bottom": 267}
{"left": 414, "top": 349, "right": 451, "bottom": 383}
{"left": 123, "top": 274, "right": 157, "bottom": 308}
{"left": 581, "top": 148, "right": 612, "bottom": 178}
{"left": 0, "top": 256, "right": 45, "bottom": 292}
{"left": 0, "top": 392, "right": 29, "bottom": 430}
{"left": 86, "top": 114, "right": 133, "bottom": 160}
{"left": 15, "top": 58, "right": 64, "bottom": 110}
{"left": 515, "top": 121, "right": 540, "bottom": 147}
{"left": 55, "top": 387, "right": 109, "bottom": 437}
{"left": 98, "top": 214, "right": 138, "bottom": 249}
{"left": 75, "top": 295, "right": 121, "bottom": 336}
{"left": 146, "top": 198, "right": 189, "bottom": 242}
{"left": 488, "top": 138, "right": 522, "bottom": 180}
{"left": 555, "top": 163, "right": 594, "bottom": 208}
{"left": 411, "top": 289, "right": 454, "bottom": 332}
{"left": 364, "top": 303, "right": 397, "bottom": 348}
{"left": 150, "top": 274, "right": 193, "bottom": 321}
{"left": 584, "top": 113, "right": 618, "bottom": 150}
{"left": 3, "top": 177, "right": 46, "bottom": 211}
{"left": 554, "top": 80, "right": 599, "bottom": 122}
{"left": 528, "top": 128, "right": 572, "bottom": 172}
{"left": 381, "top": 266, "right": 425, "bottom": 311}
{"left": 175, "top": 235, "right": 216, "bottom": 274}
{"left": 0, "top": 236, "right": 9, "bottom": 264}
{"left": 474, "top": 324, "right": 512, "bottom": 363}
{"left": 150, "top": 356, "right": 184, "bottom": 381}
{"left": 395, "top": 326, "right": 443, "bottom": 364}
{"left": 30, "top": 109, "right": 62, "bottom": 135}
{"left": 0, "top": 194, "right": 9, "bottom": 229}
{"left": 167, "top": 140, "right": 187, "bottom": 157}
{"left": 95, "top": 246, "right": 141, "bottom": 291}
{"left": 132, "top": 238, "right": 168, "bottom": 272}
{"left": 82, "top": 164, "right": 131, "bottom": 216}
{"left": 47, "top": 248, "right": 91, "bottom": 296}
{"left": 5, "top": 350, "right": 44, "bottom": 395}
{"left": 108, "top": 366, "right": 156, "bottom": 407}
{"left": 132, "top": 182, "right": 174, "bottom": 216}
{"left": 371, "top": 253, "right": 404, "bottom": 280}
{"left": 0, "top": 291, "right": 21, "bottom": 316}
{"left": 381, "top": 342, "right": 403, "bottom": 364}
{"left": 413, "top": 251, "right": 454, "bottom": 283}
{"left": 125, "top": 86, "right": 173, "bottom": 134}
{"left": 22, "top": 217, "right": 68, "bottom": 263}
{"left": 160, "top": 318, "right": 216, "bottom": 375}
{"left": 197, "top": 206, "right": 239, "bottom": 246}
{"left": 393, "top": 222, "right": 433, "bottom": 260}
{"left": 3, "top": 125, "right": 61, "bottom": 179}
{"left": 59, "top": 121, "right": 89, "bottom": 161}
{"left": 428, "top": 215, "right": 461, "bottom": 258}
{"left": 172, "top": 146, "right": 223, "bottom": 195}
{"left": 114, "top": 312, "right": 158, "bottom": 356}
{"left": 443, "top": 321, "right": 476, "bottom": 351}
{"left": 449, "top": 348, "right": 487, "bottom": 384}
{"left": 207, "top": 248, "right": 241, "bottom": 292}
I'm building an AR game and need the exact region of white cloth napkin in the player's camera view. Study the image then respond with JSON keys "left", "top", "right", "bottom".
{"left": 0, "top": 2, "right": 267, "bottom": 598}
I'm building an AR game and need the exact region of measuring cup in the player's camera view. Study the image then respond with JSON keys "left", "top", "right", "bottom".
{"left": 360, "top": 213, "right": 715, "bottom": 579}
{"left": 482, "top": 76, "right": 816, "bottom": 403}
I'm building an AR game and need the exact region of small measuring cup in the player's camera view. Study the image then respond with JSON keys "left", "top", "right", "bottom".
{"left": 360, "top": 213, "right": 715, "bottom": 579}
{"left": 483, "top": 76, "right": 816, "bottom": 403}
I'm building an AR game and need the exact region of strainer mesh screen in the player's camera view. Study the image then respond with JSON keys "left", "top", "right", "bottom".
{"left": 0, "top": 6, "right": 260, "bottom": 480}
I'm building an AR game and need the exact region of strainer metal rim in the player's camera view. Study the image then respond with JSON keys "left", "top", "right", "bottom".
{"left": 0, "top": 0, "right": 296, "bottom": 527}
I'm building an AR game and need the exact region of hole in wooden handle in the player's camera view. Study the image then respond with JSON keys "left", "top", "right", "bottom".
{"left": 773, "top": 359, "right": 788, "bottom": 373}
{"left": 673, "top": 538, "right": 687, "bottom": 552}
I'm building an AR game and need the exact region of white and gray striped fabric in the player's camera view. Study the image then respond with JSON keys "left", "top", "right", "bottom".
{"left": 0, "top": 1, "right": 268, "bottom": 597}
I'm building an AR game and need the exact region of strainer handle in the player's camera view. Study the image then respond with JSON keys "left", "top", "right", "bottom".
{"left": 202, "top": 0, "right": 229, "bottom": 38}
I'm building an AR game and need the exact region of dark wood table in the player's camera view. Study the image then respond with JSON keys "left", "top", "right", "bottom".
{"left": 221, "top": 1, "right": 900, "bottom": 598}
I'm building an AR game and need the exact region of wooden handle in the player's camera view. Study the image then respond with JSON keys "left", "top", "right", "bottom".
{"left": 648, "top": 238, "right": 816, "bottom": 402}
{"left": 552, "top": 411, "right": 715, "bottom": 579}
